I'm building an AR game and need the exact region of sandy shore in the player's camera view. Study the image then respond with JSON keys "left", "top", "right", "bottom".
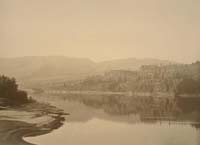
{"left": 0, "top": 102, "right": 67, "bottom": 145}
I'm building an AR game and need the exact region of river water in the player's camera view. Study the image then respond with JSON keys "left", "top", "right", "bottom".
{"left": 25, "top": 94, "right": 200, "bottom": 145}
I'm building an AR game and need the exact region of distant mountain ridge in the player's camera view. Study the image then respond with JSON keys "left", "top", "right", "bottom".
{"left": 96, "top": 58, "right": 174, "bottom": 72}
{"left": 0, "top": 56, "right": 175, "bottom": 83}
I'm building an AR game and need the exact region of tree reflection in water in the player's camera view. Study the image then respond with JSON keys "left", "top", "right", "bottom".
{"left": 41, "top": 93, "right": 200, "bottom": 129}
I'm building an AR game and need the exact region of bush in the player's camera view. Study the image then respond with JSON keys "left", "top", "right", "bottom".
{"left": 0, "top": 75, "right": 30, "bottom": 106}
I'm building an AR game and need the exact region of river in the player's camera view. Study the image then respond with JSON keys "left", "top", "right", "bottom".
{"left": 25, "top": 93, "right": 200, "bottom": 145}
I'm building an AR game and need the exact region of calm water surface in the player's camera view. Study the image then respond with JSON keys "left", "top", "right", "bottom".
{"left": 25, "top": 94, "right": 200, "bottom": 145}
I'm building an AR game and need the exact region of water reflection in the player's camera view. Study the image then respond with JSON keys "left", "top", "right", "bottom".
{"left": 25, "top": 94, "right": 200, "bottom": 145}
{"left": 26, "top": 118, "right": 200, "bottom": 145}
{"left": 33, "top": 94, "right": 200, "bottom": 128}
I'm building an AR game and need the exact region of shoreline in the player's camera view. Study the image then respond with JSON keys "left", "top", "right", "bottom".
{"left": 0, "top": 102, "right": 67, "bottom": 145}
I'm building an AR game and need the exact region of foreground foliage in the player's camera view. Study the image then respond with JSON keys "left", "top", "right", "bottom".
{"left": 0, "top": 75, "right": 29, "bottom": 106}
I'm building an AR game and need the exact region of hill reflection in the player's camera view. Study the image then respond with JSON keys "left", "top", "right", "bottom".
{"left": 32, "top": 93, "right": 200, "bottom": 129}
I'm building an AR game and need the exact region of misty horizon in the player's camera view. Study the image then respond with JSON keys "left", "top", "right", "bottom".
{"left": 0, "top": 55, "right": 198, "bottom": 64}
{"left": 1, "top": 0, "right": 200, "bottom": 63}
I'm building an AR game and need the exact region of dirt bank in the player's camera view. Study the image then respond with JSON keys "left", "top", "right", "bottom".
{"left": 0, "top": 102, "right": 67, "bottom": 145}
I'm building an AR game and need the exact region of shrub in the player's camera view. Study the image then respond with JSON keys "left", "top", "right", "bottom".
{"left": 0, "top": 75, "right": 30, "bottom": 106}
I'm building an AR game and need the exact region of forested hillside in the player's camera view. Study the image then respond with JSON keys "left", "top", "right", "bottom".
{"left": 59, "top": 61, "right": 200, "bottom": 96}
{"left": 0, "top": 56, "right": 173, "bottom": 86}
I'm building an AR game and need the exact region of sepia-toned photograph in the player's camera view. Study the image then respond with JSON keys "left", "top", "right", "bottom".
{"left": 0, "top": 0, "right": 200, "bottom": 145}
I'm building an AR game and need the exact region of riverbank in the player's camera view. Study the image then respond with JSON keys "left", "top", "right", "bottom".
{"left": 0, "top": 102, "right": 67, "bottom": 145}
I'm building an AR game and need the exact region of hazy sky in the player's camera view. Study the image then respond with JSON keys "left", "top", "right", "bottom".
{"left": 0, "top": 0, "right": 200, "bottom": 63}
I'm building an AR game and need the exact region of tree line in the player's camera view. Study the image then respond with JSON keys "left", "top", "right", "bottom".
{"left": 0, "top": 75, "right": 30, "bottom": 106}
{"left": 60, "top": 61, "right": 200, "bottom": 96}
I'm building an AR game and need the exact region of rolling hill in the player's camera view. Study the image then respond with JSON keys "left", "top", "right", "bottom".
{"left": 0, "top": 56, "right": 174, "bottom": 85}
